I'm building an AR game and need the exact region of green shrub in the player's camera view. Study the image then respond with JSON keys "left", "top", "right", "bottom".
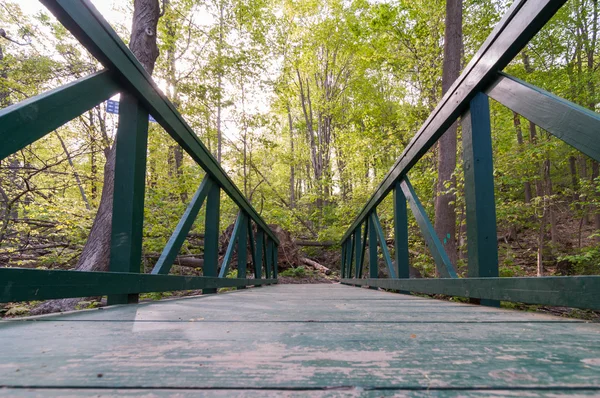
{"left": 280, "top": 266, "right": 310, "bottom": 278}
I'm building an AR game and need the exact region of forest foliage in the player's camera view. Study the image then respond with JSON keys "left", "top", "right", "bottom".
{"left": 0, "top": 0, "right": 599, "bottom": 279}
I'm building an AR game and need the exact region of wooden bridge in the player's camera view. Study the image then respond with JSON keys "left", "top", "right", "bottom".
{"left": 1, "top": 283, "right": 599, "bottom": 396}
{"left": 1, "top": 0, "right": 600, "bottom": 396}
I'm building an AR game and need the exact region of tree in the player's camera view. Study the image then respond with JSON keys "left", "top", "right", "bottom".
{"left": 434, "top": 0, "right": 462, "bottom": 268}
{"left": 32, "top": 0, "right": 162, "bottom": 314}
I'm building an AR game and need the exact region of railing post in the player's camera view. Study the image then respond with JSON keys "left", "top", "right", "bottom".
{"left": 341, "top": 241, "right": 347, "bottom": 279}
{"left": 254, "top": 228, "right": 263, "bottom": 281}
{"left": 203, "top": 181, "right": 221, "bottom": 294}
{"left": 237, "top": 212, "right": 248, "bottom": 288}
{"left": 265, "top": 238, "right": 273, "bottom": 281}
{"left": 353, "top": 225, "right": 361, "bottom": 279}
{"left": 107, "top": 93, "right": 149, "bottom": 306}
{"left": 394, "top": 181, "right": 410, "bottom": 293}
{"left": 368, "top": 213, "right": 378, "bottom": 285}
{"left": 462, "top": 92, "right": 499, "bottom": 307}
{"left": 273, "top": 244, "right": 278, "bottom": 279}
{"left": 347, "top": 236, "right": 354, "bottom": 280}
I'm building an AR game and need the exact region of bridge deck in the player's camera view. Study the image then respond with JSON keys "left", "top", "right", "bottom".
{"left": 1, "top": 283, "right": 599, "bottom": 396}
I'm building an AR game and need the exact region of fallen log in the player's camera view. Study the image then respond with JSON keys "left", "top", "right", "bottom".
{"left": 301, "top": 257, "right": 331, "bottom": 275}
{"left": 144, "top": 254, "right": 204, "bottom": 268}
{"left": 294, "top": 240, "right": 336, "bottom": 247}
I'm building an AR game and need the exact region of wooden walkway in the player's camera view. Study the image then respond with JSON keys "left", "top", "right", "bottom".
{"left": 1, "top": 284, "right": 600, "bottom": 396}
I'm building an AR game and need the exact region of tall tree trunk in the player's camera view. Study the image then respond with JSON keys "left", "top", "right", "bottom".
{"left": 89, "top": 110, "right": 98, "bottom": 202}
{"left": 587, "top": 0, "right": 599, "bottom": 241}
{"left": 164, "top": 0, "right": 186, "bottom": 203}
{"left": 287, "top": 104, "right": 295, "bottom": 208}
{"left": 434, "top": 0, "right": 462, "bottom": 268}
{"left": 31, "top": 0, "right": 162, "bottom": 315}
{"left": 216, "top": 1, "right": 224, "bottom": 164}
{"left": 569, "top": 155, "right": 580, "bottom": 209}
{"left": 513, "top": 112, "right": 532, "bottom": 203}
{"left": 529, "top": 122, "right": 543, "bottom": 198}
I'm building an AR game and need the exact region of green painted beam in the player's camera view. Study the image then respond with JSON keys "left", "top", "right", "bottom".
{"left": 352, "top": 225, "right": 362, "bottom": 279}
{"left": 0, "top": 268, "right": 277, "bottom": 303}
{"left": 341, "top": 276, "right": 600, "bottom": 311}
{"left": 41, "top": 0, "right": 278, "bottom": 245}
{"left": 462, "top": 93, "right": 499, "bottom": 307}
{"left": 219, "top": 212, "right": 242, "bottom": 278}
{"left": 107, "top": 94, "right": 149, "bottom": 305}
{"left": 350, "top": 234, "right": 356, "bottom": 277}
{"left": 371, "top": 212, "right": 397, "bottom": 279}
{"left": 368, "top": 214, "right": 378, "bottom": 280}
{"left": 341, "top": 242, "right": 347, "bottom": 279}
{"left": 237, "top": 213, "right": 249, "bottom": 285}
{"left": 462, "top": 93, "right": 498, "bottom": 275}
{"left": 358, "top": 222, "right": 368, "bottom": 278}
{"left": 203, "top": 181, "right": 220, "bottom": 294}
{"left": 273, "top": 243, "right": 278, "bottom": 279}
{"left": 0, "top": 70, "right": 119, "bottom": 161}
{"left": 400, "top": 178, "right": 457, "bottom": 279}
{"left": 393, "top": 181, "right": 410, "bottom": 279}
{"left": 249, "top": 223, "right": 259, "bottom": 279}
{"left": 341, "top": 0, "right": 566, "bottom": 243}
{"left": 255, "top": 229, "right": 264, "bottom": 280}
{"left": 265, "top": 238, "right": 272, "bottom": 279}
{"left": 152, "top": 176, "right": 212, "bottom": 275}
{"left": 487, "top": 72, "right": 600, "bottom": 162}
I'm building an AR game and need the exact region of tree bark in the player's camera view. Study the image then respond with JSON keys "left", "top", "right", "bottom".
{"left": 31, "top": 0, "right": 162, "bottom": 315}
{"left": 513, "top": 112, "right": 532, "bottom": 203}
{"left": 434, "top": 0, "right": 462, "bottom": 268}
{"left": 287, "top": 104, "right": 295, "bottom": 208}
{"left": 216, "top": 1, "right": 224, "bottom": 164}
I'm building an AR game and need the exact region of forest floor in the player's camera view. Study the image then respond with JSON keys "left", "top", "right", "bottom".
{"left": 2, "top": 216, "right": 599, "bottom": 320}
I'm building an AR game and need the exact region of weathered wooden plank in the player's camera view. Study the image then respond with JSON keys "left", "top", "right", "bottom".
{"left": 1, "top": 389, "right": 599, "bottom": 397}
{"left": 341, "top": 276, "right": 600, "bottom": 310}
{"left": 0, "top": 70, "right": 120, "bottom": 161}
{"left": 107, "top": 94, "right": 149, "bottom": 305}
{"left": 152, "top": 176, "right": 212, "bottom": 275}
{"left": 393, "top": 181, "right": 410, "bottom": 279}
{"left": 371, "top": 212, "right": 397, "bottom": 278}
{"left": 486, "top": 73, "right": 600, "bottom": 162}
{"left": 399, "top": 178, "right": 457, "bottom": 278}
{"left": 0, "top": 268, "right": 277, "bottom": 302}
{"left": 203, "top": 182, "right": 220, "bottom": 294}
{"left": 341, "top": 0, "right": 567, "bottom": 243}
{"left": 40, "top": 0, "right": 278, "bottom": 244}
{"left": 1, "top": 284, "right": 599, "bottom": 393}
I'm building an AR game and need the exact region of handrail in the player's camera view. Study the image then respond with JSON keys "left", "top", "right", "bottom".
{"left": 341, "top": 0, "right": 565, "bottom": 243}
{"left": 41, "top": 0, "right": 278, "bottom": 244}
{"left": 0, "top": 0, "right": 279, "bottom": 305}
{"left": 340, "top": 0, "right": 600, "bottom": 311}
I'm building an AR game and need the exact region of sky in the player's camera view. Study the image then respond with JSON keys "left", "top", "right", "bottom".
{"left": 13, "top": 0, "right": 273, "bottom": 152}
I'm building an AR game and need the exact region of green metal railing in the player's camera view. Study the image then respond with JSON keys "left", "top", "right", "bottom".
{"left": 0, "top": 0, "right": 278, "bottom": 304}
{"left": 340, "top": 0, "right": 600, "bottom": 311}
